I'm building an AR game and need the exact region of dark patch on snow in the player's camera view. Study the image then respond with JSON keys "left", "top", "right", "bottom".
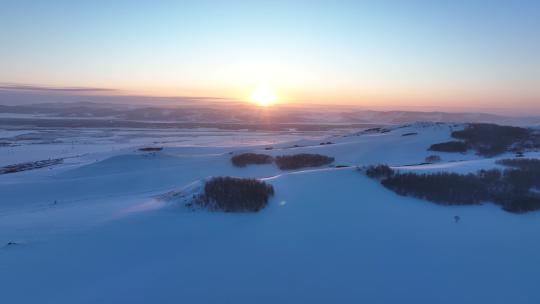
{"left": 0, "top": 158, "right": 63, "bottom": 175}
{"left": 139, "top": 147, "right": 163, "bottom": 152}
{"left": 231, "top": 153, "right": 273, "bottom": 167}
{"left": 275, "top": 154, "right": 334, "bottom": 170}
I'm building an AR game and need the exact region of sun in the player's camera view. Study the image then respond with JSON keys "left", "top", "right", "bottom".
{"left": 250, "top": 85, "right": 277, "bottom": 107}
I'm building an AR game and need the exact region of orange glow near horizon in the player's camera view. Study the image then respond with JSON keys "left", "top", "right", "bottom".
{"left": 4, "top": 81, "right": 538, "bottom": 115}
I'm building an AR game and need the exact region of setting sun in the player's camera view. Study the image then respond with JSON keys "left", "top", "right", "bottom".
{"left": 250, "top": 85, "right": 277, "bottom": 107}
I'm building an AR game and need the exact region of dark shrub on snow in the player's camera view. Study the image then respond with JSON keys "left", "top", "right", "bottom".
{"left": 0, "top": 158, "right": 63, "bottom": 175}
{"left": 139, "top": 147, "right": 163, "bottom": 152}
{"left": 231, "top": 153, "right": 273, "bottom": 167}
{"left": 425, "top": 155, "right": 442, "bottom": 163}
{"left": 428, "top": 141, "right": 468, "bottom": 153}
{"left": 199, "top": 177, "right": 274, "bottom": 212}
{"left": 365, "top": 165, "right": 394, "bottom": 179}
{"left": 275, "top": 153, "right": 334, "bottom": 170}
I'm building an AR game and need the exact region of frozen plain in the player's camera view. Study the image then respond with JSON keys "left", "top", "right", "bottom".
{"left": 1, "top": 123, "right": 539, "bottom": 304}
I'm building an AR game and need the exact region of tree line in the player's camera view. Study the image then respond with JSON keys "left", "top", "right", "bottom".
{"left": 231, "top": 153, "right": 334, "bottom": 170}
{"left": 428, "top": 123, "right": 540, "bottom": 157}
{"left": 365, "top": 159, "right": 540, "bottom": 213}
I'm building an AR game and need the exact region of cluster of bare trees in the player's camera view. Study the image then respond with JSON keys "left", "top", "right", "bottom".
{"left": 429, "top": 123, "right": 539, "bottom": 156}
{"left": 231, "top": 153, "right": 334, "bottom": 170}
{"left": 198, "top": 177, "right": 274, "bottom": 212}
{"left": 365, "top": 159, "right": 540, "bottom": 213}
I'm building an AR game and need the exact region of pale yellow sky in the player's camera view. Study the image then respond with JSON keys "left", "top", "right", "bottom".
{"left": 1, "top": 1, "right": 539, "bottom": 113}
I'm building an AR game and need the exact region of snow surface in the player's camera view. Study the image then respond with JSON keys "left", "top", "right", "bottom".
{"left": 1, "top": 123, "right": 540, "bottom": 304}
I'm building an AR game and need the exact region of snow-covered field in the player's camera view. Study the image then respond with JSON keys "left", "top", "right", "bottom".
{"left": 1, "top": 123, "right": 539, "bottom": 304}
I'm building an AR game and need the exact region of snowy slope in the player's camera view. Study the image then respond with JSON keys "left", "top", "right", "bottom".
{"left": 1, "top": 123, "right": 539, "bottom": 304}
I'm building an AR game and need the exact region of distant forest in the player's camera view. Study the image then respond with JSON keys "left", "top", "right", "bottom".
{"left": 428, "top": 123, "right": 540, "bottom": 156}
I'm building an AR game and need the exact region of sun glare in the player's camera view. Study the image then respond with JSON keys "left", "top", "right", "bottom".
{"left": 250, "top": 85, "right": 277, "bottom": 107}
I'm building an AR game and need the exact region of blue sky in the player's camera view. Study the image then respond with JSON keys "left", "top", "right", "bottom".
{"left": 1, "top": 0, "right": 539, "bottom": 111}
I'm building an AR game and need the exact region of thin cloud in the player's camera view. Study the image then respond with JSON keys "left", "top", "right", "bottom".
{"left": 0, "top": 83, "right": 118, "bottom": 93}
{"left": 0, "top": 83, "right": 230, "bottom": 101}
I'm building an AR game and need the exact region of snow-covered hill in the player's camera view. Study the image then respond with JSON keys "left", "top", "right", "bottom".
{"left": 1, "top": 123, "right": 539, "bottom": 304}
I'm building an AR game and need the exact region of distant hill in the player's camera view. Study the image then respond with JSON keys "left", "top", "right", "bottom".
{"left": 1, "top": 101, "right": 539, "bottom": 126}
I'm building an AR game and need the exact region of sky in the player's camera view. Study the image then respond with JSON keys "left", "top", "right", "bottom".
{"left": 1, "top": 0, "right": 539, "bottom": 112}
